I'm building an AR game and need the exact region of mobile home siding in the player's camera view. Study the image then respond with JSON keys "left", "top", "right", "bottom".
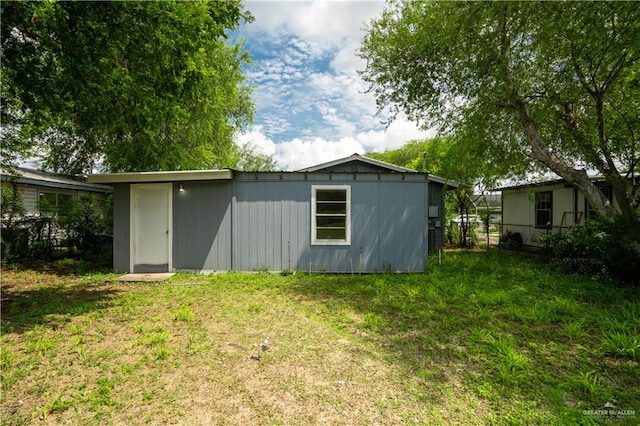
{"left": 502, "top": 183, "right": 594, "bottom": 246}
{"left": 112, "top": 184, "right": 130, "bottom": 272}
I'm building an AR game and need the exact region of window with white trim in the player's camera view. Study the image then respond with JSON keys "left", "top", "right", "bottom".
{"left": 535, "top": 191, "right": 552, "bottom": 228}
{"left": 312, "top": 185, "right": 350, "bottom": 245}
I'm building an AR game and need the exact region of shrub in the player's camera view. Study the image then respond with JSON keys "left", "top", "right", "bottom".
{"left": 499, "top": 231, "right": 523, "bottom": 250}
{"left": 541, "top": 217, "right": 640, "bottom": 284}
{"left": 58, "top": 195, "right": 112, "bottom": 256}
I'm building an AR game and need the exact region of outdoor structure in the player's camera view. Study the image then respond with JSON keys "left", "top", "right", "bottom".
{"left": 498, "top": 177, "right": 618, "bottom": 247}
{"left": 88, "top": 154, "right": 457, "bottom": 273}
{"left": 0, "top": 167, "right": 112, "bottom": 215}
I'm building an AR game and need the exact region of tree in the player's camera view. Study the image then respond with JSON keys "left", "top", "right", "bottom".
{"left": 233, "top": 142, "right": 277, "bottom": 171}
{"left": 361, "top": 1, "right": 640, "bottom": 227}
{"left": 1, "top": 0, "right": 254, "bottom": 174}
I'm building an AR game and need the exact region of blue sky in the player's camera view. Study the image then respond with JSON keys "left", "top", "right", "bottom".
{"left": 234, "top": 0, "right": 435, "bottom": 170}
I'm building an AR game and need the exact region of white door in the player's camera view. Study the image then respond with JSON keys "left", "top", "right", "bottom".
{"left": 131, "top": 183, "right": 172, "bottom": 272}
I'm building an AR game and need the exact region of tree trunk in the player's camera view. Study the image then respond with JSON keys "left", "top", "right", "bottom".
{"left": 508, "top": 98, "right": 620, "bottom": 222}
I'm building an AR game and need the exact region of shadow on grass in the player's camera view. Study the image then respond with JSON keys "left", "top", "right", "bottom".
{"left": 2, "top": 251, "right": 113, "bottom": 277}
{"left": 1, "top": 284, "right": 122, "bottom": 335}
{"left": 283, "top": 249, "right": 639, "bottom": 420}
{"left": 1, "top": 255, "right": 120, "bottom": 335}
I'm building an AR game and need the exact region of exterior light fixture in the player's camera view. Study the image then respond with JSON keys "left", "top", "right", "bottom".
{"left": 179, "top": 183, "right": 185, "bottom": 192}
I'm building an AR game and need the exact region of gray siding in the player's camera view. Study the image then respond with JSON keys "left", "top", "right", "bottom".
{"left": 428, "top": 182, "right": 446, "bottom": 250}
{"left": 112, "top": 184, "right": 130, "bottom": 272}
{"left": 231, "top": 172, "right": 427, "bottom": 272}
{"left": 173, "top": 181, "right": 233, "bottom": 271}
{"left": 111, "top": 172, "right": 434, "bottom": 273}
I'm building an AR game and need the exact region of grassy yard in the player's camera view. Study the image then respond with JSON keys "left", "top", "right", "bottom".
{"left": 1, "top": 250, "right": 638, "bottom": 425}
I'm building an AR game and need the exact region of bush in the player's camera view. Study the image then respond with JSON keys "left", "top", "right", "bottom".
{"left": 499, "top": 231, "right": 523, "bottom": 250}
{"left": 57, "top": 195, "right": 112, "bottom": 256}
{"left": 541, "top": 217, "right": 640, "bottom": 285}
{"left": 1, "top": 189, "right": 112, "bottom": 262}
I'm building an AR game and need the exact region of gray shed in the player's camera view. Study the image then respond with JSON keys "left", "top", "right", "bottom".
{"left": 88, "top": 154, "right": 456, "bottom": 273}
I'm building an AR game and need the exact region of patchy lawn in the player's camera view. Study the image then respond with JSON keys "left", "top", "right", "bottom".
{"left": 1, "top": 250, "right": 638, "bottom": 425}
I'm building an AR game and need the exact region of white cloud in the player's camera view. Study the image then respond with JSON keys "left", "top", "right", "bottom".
{"left": 330, "top": 39, "right": 365, "bottom": 74}
{"left": 237, "top": 126, "right": 363, "bottom": 170}
{"left": 246, "top": 1, "right": 385, "bottom": 46}
{"left": 237, "top": 117, "right": 435, "bottom": 171}
{"left": 356, "top": 118, "right": 438, "bottom": 152}
{"left": 236, "top": 125, "right": 277, "bottom": 156}
{"left": 277, "top": 137, "right": 365, "bottom": 170}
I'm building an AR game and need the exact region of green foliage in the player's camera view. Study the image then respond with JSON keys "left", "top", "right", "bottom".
{"left": 601, "top": 331, "right": 640, "bottom": 361}
{"left": 499, "top": 231, "right": 523, "bottom": 251}
{"left": 0, "top": 182, "right": 26, "bottom": 222}
{"left": 234, "top": 142, "right": 277, "bottom": 171}
{"left": 1, "top": 190, "right": 112, "bottom": 261}
{"left": 1, "top": 182, "right": 29, "bottom": 258}
{"left": 361, "top": 1, "right": 640, "bottom": 225}
{"left": 541, "top": 217, "right": 640, "bottom": 284}
{"left": 1, "top": 0, "right": 254, "bottom": 173}
{"left": 57, "top": 195, "right": 112, "bottom": 256}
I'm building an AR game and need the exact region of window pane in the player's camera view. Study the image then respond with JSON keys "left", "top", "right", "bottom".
{"left": 535, "top": 191, "right": 552, "bottom": 227}
{"left": 39, "top": 193, "right": 57, "bottom": 213}
{"left": 317, "top": 202, "right": 346, "bottom": 214}
{"left": 313, "top": 186, "right": 350, "bottom": 244}
{"left": 317, "top": 228, "right": 346, "bottom": 240}
{"left": 317, "top": 190, "right": 346, "bottom": 202}
{"left": 317, "top": 217, "right": 346, "bottom": 228}
{"left": 57, "top": 194, "right": 74, "bottom": 212}
{"left": 537, "top": 211, "right": 551, "bottom": 227}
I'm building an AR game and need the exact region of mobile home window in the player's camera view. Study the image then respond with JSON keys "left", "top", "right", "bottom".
{"left": 312, "top": 185, "right": 351, "bottom": 245}
{"left": 39, "top": 191, "right": 74, "bottom": 216}
{"left": 535, "top": 191, "right": 552, "bottom": 228}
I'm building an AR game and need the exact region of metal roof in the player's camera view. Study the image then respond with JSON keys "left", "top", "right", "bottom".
{"left": 84, "top": 155, "right": 461, "bottom": 188}
{"left": 1, "top": 167, "right": 112, "bottom": 193}
{"left": 87, "top": 169, "right": 233, "bottom": 184}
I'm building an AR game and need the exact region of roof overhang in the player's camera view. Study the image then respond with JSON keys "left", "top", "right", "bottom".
{"left": 87, "top": 169, "right": 233, "bottom": 184}
{"left": 428, "top": 174, "right": 462, "bottom": 188}
{"left": 494, "top": 176, "right": 613, "bottom": 192}
{"left": 1, "top": 167, "right": 112, "bottom": 193}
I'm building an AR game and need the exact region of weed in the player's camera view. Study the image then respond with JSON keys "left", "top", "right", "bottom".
{"left": 362, "top": 312, "right": 386, "bottom": 330}
{"left": 0, "top": 348, "right": 15, "bottom": 371}
{"left": 562, "top": 320, "right": 588, "bottom": 341}
{"left": 92, "top": 377, "right": 117, "bottom": 407}
{"left": 252, "top": 265, "right": 270, "bottom": 273}
{"left": 280, "top": 268, "right": 295, "bottom": 276}
{"left": 485, "top": 334, "right": 530, "bottom": 385}
{"left": 601, "top": 330, "right": 640, "bottom": 361}
{"left": 24, "top": 325, "right": 57, "bottom": 356}
{"left": 153, "top": 346, "right": 172, "bottom": 361}
{"left": 138, "top": 332, "right": 169, "bottom": 347}
{"left": 573, "top": 370, "right": 602, "bottom": 395}
{"left": 172, "top": 305, "right": 195, "bottom": 322}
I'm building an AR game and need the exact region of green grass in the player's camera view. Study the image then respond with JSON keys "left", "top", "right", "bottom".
{"left": 1, "top": 249, "right": 638, "bottom": 425}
